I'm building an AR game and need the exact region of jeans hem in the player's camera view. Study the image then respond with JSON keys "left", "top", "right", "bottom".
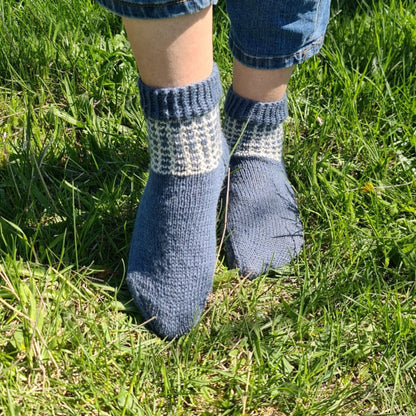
{"left": 96, "top": 0, "right": 216, "bottom": 19}
{"left": 228, "top": 34, "right": 326, "bottom": 70}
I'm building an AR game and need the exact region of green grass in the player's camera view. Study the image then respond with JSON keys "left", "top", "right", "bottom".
{"left": 1, "top": 0, "right": 415, "bottom": 414}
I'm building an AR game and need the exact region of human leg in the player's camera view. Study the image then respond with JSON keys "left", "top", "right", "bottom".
{"left": 223, "top": 0, "right": 331, "bottom": 278}
{"left": 232, "top": 60, "right": 292, "bottom": 103}
{"left": 95, "top": 1, "right": 228, "bottom": 338}
{"left": 123, "top": 8, "right": 213, "bottom": 88}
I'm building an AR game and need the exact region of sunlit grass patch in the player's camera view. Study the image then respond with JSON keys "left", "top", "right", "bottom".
{"left": 1, "top": 0, "right": 415, "bottom": 414}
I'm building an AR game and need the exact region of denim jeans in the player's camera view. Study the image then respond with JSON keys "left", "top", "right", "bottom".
{"left": 95, "top": 0, "right": 331, "bottom": 69}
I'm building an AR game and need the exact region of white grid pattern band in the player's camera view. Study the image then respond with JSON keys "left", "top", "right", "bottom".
{"left": 146, "top": 107, "right": 223, "bottom": 176}
{"left": 224, "top": 118, "right": 283, "bottom": 162}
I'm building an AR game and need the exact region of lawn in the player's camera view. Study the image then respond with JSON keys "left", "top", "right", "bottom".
{"left": 0, "top": 0, "right": 415, "bottom": 414}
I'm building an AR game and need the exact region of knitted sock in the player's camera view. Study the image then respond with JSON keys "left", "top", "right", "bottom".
{"left": 127, "top": 64, "right": 228, "bottom": 339}
{"left": 222, "top": 87, "right": 303, "bottom": 278}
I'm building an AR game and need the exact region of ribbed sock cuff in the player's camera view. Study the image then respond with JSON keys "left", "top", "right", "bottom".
{"left": 139, "top": 63, "right": 222, "bottom": 121}
{"left": 224, "top": 86, "right": 288, "bottom": 125}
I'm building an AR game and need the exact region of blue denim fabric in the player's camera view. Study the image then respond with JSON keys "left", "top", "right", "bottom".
{"left": 95, "top": 0, "right": 330, "bottom": 69}
{"left": 95, "top": 0, "right": 217, "bottom": 19}
{"left": 226, "top": 0, "right": 331, "bottom": 69}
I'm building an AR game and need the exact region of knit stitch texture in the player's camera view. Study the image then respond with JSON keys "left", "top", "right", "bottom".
{"left": 127, "top": 65, "right": 228, "bottom": 339}
{"left": 223, "top": 87, "right": 303, "bottom": 278}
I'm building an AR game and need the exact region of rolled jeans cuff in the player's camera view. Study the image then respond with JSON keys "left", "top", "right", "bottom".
{"left": 95, "top": 0, "right": 217, "bottom": 19}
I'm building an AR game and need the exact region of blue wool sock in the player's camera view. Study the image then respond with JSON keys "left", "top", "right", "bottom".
{"left": 222, "top": 87, "right": 303, "bottom": 278}
{"left": 127, "top": 65, "right": 228, "bottom": 339}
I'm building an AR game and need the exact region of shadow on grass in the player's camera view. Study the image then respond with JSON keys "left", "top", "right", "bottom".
{"left": 0, "top": 133, "right": 148, "bottom": 279}
{"left": 331, "top": 0, "right": 392, "bottom": 17}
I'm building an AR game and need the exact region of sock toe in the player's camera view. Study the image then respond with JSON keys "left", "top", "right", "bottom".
{"left": 224, "top": 157, "right": 303, "bottom": 278}
{"left": 127, "top": 271, "right": 207, "bottom": 339}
